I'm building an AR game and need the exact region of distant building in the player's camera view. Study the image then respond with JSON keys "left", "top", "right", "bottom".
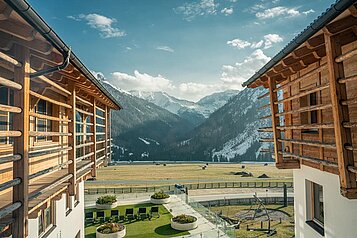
{"left": 0, "top": 0, "right": 121, "bottom": 237}
{"left": 243, "top": 1, "right": 357, "bottom": 237}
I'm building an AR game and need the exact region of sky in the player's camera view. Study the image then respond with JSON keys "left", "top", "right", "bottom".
{"left": 29, "top": 0, "right": 336, "bottom": 102}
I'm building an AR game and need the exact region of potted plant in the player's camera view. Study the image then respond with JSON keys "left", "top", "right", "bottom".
{"left": 96, "top": 195, "right": 118, "bottom": 210}
{"left": 171, "top": 214, "right": 198, "bottom": 231}
{"left": 150, "top": 191, "right": 170, "bottom": 204}
{"left": 96, "top": 223, "right": 126, "bottom": 238}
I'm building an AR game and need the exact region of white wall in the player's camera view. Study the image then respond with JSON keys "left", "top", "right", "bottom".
{"left": 28, "top": 181, "right": 85, "bottom": 238}
{"left": 294, "top": 165, "right": 357, "bottom": 238}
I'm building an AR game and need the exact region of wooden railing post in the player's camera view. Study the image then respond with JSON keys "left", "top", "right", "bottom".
{"left": 104, "top": 105, "right": 108, "bottom": 166}
{"left": 108, "top": 108, "right": 112, "bottom": 164}
{"left": 268, "top": 77, "right": 299, "bottom": 169}
{"left": 67, "top": 83, "right": 76, "bottom": 196}
{"left": 12, "top": 44, "right": 30, "bottom": 238}
{"left": 324, "top": 31, "right": 357, "bottom": 198}
{"left": 268, "top": 77, "right": 283, "bottom": 166}
{"left": 91, "top": 98, "right": 97, "bottom": 177}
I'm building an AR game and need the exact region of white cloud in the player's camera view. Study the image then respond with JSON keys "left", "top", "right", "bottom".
{"left": 255, "top": 6, "right": 300, "bottom": 19}
{"left": 303, "top": 9, "right": 315, "bottom": 15}
{"left": 68, "top": 13, "right": 125, "bottom": 38}
{"left": 221, "top": 49, "right": 271, "bottom": 86}
{"left": 174, "top": 0, "right": 218, "bottom": 21}
{"left": 227, "top": 39, "right": 251, "bottom": 49}
{"left": 111, "top": 70, "right": 175, "bottom": 92}
{"left": 251, "top": 40, "right": 264, "bottom": 49}
{"left": 100, "top": 50, "right": 271, "bottom": 101}
{"left": 221, "top": 7, "right": 234, "bottom": 16}
{"left": 156, "top": 46, "right": 175, "bottom": 53}
{"left": 227, "top": 34, "right": 283, "bottom": 50}
{"left": 263, "top": 33, "right": 283, "bottom": 49}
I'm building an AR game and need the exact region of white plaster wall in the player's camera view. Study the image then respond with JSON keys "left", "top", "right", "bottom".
{"left": 294, "top": 165, "right": 357, "bottom": 238}
{"left": 28, "top": 181, "right": 85, "bottom": 238}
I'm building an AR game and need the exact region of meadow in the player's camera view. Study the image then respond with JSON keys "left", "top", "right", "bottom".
{"left": 86, "top": 163, "right": 293, "bottom": 188}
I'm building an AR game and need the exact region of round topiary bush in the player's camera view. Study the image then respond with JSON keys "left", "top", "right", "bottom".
{"left": 96, "top": 195, "right": 118, "bottom": 209}
{"left": 150, "top": 191, "right": 170, "bottom": 204}
{"left": 171, "top": 214, "right": 198, "bottom": 231}
{"left": 96, "top": 223, "right": 126, "bottom": 238}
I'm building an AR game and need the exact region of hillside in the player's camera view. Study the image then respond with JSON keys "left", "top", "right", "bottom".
{"left": 130, "top": 90, "right": 239, "bottom": 126}
{"left": 102, "top": 81, "right": 195, "bottom": 161}
{"left": 172, "top": 87, "right": 273, "bottom": 162}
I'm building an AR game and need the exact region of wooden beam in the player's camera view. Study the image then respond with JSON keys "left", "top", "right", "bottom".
{"left": 91, "top": 98, "right": 97, "bottom": 177}
{"left": 67, "top": 82, "right": 76, "bottom": 196}
{"left": 104, "top": 105, "right": 108, "bottom": 166}
{"left": 268, "top": 77, "right": 284, "bottom": 167}
{"left": 324, "top": 31, "right": 357, "bottom": 198}
{"left": 108, "top": 109, "right": 112, "bottom": 163}
{"left": 12, "top": 44, "right": 30, "bottom": 238}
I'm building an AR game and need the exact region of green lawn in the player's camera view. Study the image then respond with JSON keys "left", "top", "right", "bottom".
{"left": 85, "top": 203, "right": 189, "bottom": 238}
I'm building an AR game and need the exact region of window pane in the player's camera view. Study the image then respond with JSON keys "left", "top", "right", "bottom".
{"left": 37, "top": 100, "right": 46, "bottom": 115}
{"left": 45, "top": 207, "right": 51, "bottom": 229}
{"left": 0, "top": 87, "right": 8, "bottom": 105}
{"left": 313, "top": 183, "right": 324, "bottom": 224}
{"left": 38, "top": 213, "right": 43, "bottom": 235}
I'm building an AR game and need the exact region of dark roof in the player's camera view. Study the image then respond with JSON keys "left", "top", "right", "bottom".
{"left": 242, "top": 0, "right": 357, "bottom": 87}
{"left": 6, "top": 0, "right": 122, "bottom": 109}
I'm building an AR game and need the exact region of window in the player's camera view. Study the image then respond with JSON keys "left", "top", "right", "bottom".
{"left": 0, "top": 86, "right": 13, "bottom": 145}
{"left": 38, "top": 205, "right": 54, "bottom": 236}
{"left": 35, "top": 99, "right": 52, "bottom": 141}
{"left": 301, "top": 92, "right": 318, "bottom": 134}
{"left": 306, "top": 180, "right": 324, "bottom": 236}
{"left": 66, "top": 192, "right": 72, "bottom": 215}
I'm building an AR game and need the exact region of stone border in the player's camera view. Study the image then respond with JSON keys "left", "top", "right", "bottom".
{"left": 96, "top": 225, "right": 126, "bottom": 238}
{"left": 150, "top": 197, "right": 170, "bottom": 204}
{"left": 170, "top": 217, "right": 198, "bottom": 231}
{"left": 96, "top": 202, "right": 118, "bottom": 210}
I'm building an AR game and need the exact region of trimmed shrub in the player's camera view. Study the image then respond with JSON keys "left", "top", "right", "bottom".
{"left": 97, "top": 223, "right": 125, "bottom": 234}
{"left": 96, "top": 195, "right": 117, "bottom": 205}
{"left": 172, "top": 214, "right": 197, "bottom": 224}
{"left": 151, "top": 191, "right": 170, "bottom": 199}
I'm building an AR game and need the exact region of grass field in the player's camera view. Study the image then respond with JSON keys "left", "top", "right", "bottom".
{"left": 85, "top": 203, "right": 189, "bottom": 238}
{"left": 86, "top": 163, "right": 293, "bottom": 188}
{"left": 210, "top": 205, "right": 295, "bottom": 238}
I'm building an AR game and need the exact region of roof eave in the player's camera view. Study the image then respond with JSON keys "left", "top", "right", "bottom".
{"left": 5, "top": 0, "right": 122, "bottom": 110}
{"left": 242, "top": 0, "right": 357, "bottom": 88}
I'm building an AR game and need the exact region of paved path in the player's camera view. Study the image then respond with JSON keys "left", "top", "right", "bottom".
{"left": 164, "top": 195, "right": 230, "bottom": 238}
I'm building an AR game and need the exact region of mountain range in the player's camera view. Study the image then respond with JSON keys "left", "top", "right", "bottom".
{"left": 130, "top": 90, "right": 239, "bottom": 126}
{"left": 101, "top": 79, "right": 272, "bottom": 162}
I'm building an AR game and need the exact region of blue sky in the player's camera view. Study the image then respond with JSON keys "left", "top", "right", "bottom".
{"left": 29, "top": 0, "right": 335, "bottom": 101}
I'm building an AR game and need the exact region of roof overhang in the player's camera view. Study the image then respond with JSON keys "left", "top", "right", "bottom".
{"left": 4, "top": 0, "right": 122, "bottom": 110}
{"left": 243, "top": 0, "right": 357, "bottom": 89}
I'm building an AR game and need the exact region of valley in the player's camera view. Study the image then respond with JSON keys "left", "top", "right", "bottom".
{"left": 101, "top": 79, "right": 273, "bottom": 163}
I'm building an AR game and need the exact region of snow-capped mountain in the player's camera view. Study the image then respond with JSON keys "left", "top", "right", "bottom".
{"left": 99, "top": 77, "right": 271, "bottom": 162}
{"left": 130, "top": 90, "right": 239, "bottom": 126}
{"left": 101, "top": 81, "right": 195, "bottom": 161}
{"left": 172, "top": 87, "right": 273, "bottom": 162}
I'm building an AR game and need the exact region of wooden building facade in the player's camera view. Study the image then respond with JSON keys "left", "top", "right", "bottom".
{"left": 0, "top": 0, "right": 121, "bottom": 237}
{"left": 244, "top": 1, "right": 357, "bottom": 237}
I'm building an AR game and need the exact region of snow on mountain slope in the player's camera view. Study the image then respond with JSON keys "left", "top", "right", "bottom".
{"left": 130, "top": 90, "right": 239, "bottom": 126}
{"left": 173, "top": 87, "right": 272, "bottom": 162}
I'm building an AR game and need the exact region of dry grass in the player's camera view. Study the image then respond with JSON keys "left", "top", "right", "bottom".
{"left": 86, "top": 163, "right": 293, "bottom": 188}
{"left": 210, "top": 205, "right": 295, "bottom": 238}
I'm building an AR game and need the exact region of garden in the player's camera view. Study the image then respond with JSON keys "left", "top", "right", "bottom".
{"left": 85, "top": 193, "right": 197, "bottom": 238}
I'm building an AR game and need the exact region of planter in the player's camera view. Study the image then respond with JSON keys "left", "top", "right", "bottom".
{"left": 170, "top": 217, "right": 198, "bottom": 231}
{"left": 96, "top": 225, "right": 126, "bottom": 238}
{"left": 96, "top": 202, "right": 118, "bottom": 210}
{"left": 150, "top": 197, "right": 170, "bottom": 204}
